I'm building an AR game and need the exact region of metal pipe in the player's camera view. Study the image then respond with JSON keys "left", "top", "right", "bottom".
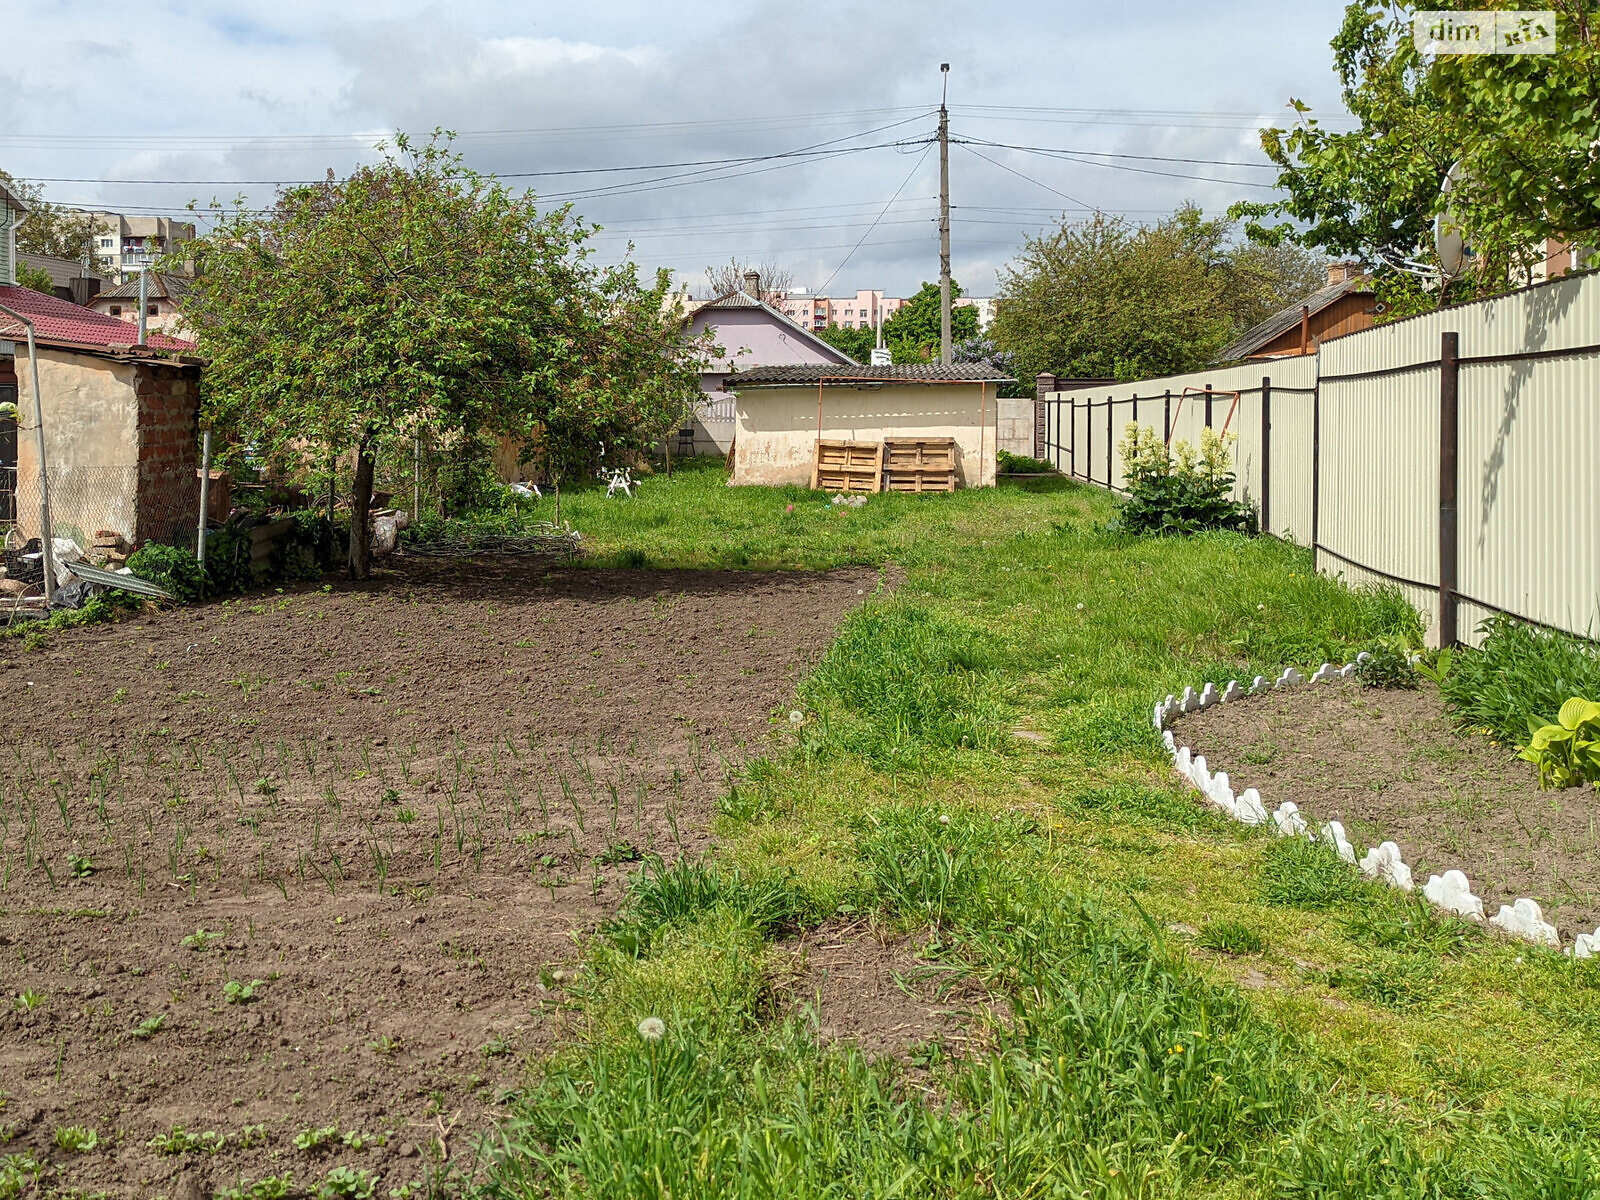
{"left": 137, "top": 269, "right": 148, "bottom": 346}
{"left": 0, "top": 300, "right": 56, "bottom": 602}
{"left": 196, "top": 430, "right": 211, "bottom": 563}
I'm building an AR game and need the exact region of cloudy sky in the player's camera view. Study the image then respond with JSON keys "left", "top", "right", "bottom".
{"left": 1, "top": 0, "right": 1359, "bottom": 297}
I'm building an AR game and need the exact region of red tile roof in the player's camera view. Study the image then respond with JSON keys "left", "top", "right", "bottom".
{"left": 0, "top": 285, "right": 195, "bottom": 353}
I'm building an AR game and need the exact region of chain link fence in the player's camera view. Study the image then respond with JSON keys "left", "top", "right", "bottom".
{"left": 2, "top": 462, "right": 201, "bottom": 565}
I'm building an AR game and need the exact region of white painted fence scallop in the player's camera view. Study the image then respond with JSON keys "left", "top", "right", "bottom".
{"left": 1154, "top": 659, "right": 1582, "bottom": 953}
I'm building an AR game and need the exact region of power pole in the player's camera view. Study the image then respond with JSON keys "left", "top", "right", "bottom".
{"left": 938, "top": 63, "right": 952, "bottom": 366}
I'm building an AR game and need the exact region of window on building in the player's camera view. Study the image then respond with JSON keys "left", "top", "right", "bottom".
{"left": 147, "top": 304, "right": 159, "bottom": 316}
{"left": 108, "top": 305, "right": 122, "bottom": 316}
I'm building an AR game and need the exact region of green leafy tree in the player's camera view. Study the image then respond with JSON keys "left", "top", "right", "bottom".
{"left": 0, "top": 170, "right": 107, "bottom": 271}
{"left": 816, "top": 323, "right": 874, "bottom": 362}
{"left": 14, "top": 259, "right": 55, "bottom": 294}
{"left": 1234, "top": 1, "right": 1599, "bottom": 295}
{"left": 877, "top": 281, "right": 979, "bottom": 363}
{"left": 183, "top": 134, "right": 705, "bottom": 578}
{"left": 992, "top": 206, "right": 1323, "bottom": 382}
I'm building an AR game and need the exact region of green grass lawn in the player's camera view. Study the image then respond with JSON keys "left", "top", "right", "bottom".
{"left": 472, "top": 461, "right": 1600, "bottom": 1199}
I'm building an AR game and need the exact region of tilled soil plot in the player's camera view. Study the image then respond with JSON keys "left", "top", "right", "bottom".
{"left": 0, "top": 559, "right": 876, "bottom": 1198}
{"left": 1176, "top": 682, "right": 1600, "bottom": 935}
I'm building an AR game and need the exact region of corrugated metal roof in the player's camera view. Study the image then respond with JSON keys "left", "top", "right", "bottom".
{"left": 95, "top": 272, "right": 190, "bottom": 302}
{"left": 699, "top": 290, "right": 765, "bottom": 309}
{"left": 1215, "top": 276, "right": 1372, "bottom": 363}
{"left": 731, "top": 362, "right": 1016, "bottom": 385}
{"left": 18, "top": 253, "right": 102, "bottom": 289}
{"left": 0, "top": 285, "right": 195, "bottom": 352}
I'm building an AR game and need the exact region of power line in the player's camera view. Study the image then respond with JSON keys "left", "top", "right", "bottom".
{"left": 955, "top": 136, "right": 1278, "bottom": 170}
{"left": 0, "top": 107, "right": 934, "bottom": 150}
{"left": 971, "top": 140, "right": 1279, "bottom": 189}
{"left": 14, "top": 113, "right": 936, "bottom": 188}
{"left": 957, "top": 143, "right": 1095, "bottom": 211}
{"left": 817, "top": 145, "right": 934, "bottom": 296}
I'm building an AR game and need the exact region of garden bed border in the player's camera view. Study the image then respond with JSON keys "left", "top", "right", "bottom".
{"left": 1152, "top": 664, "right": 1600, "bottom": 958}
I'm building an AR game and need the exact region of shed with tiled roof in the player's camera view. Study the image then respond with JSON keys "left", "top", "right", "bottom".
{"left": 723, "top": 360, "right": 1016, "bottom": 489}
{"left": 0, "top": 286, "right": 202, "bottom": 549}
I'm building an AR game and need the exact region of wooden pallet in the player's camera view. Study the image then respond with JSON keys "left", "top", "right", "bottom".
{"left": 811, "top": 439, "right": 883, "bottom": 493}
{"left": 884, "top": 437, "right": 958, "bottom": 492}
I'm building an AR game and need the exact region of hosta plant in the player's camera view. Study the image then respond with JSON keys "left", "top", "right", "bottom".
{"left": 1518, "top": 697, "right": 1600, "bottom": 789}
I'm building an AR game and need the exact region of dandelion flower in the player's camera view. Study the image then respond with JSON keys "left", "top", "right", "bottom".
{"left": 788, "top": 710, "right": 804, "bottom": 727}
{"left": 938, "top": 814, "right": 950, "bottom": 825}
{"left": 1075, "top": 603, "right": 1084, "bottom": 611}
{"left": 637, "top": 1017, "right": 665, "bottom": 1042}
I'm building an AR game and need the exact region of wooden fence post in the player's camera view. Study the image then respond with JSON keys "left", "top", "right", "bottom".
{"left": 1439, "top": 332, "right": 1460, "bottom": 648}
{"left": 1260, "top": 375, "right": 1272, "bottom": 534}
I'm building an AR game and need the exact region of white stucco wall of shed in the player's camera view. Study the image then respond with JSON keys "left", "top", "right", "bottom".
{"left": 12, "top": 347, "right": 139, "bottom": 542}
{"left": 730, "top": 382, "right": 998, "bottom": 489}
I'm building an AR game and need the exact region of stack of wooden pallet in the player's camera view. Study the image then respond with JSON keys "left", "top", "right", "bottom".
{"left": 811, "top": 440, "right": 884, "bottom": 493}
{"left": 884, "top": 437, "right": 958, "bottom": 492}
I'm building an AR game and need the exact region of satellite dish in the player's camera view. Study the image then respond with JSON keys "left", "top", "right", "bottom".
{"left": 1435, "top": 163, "right": 1468, "bottom": 279}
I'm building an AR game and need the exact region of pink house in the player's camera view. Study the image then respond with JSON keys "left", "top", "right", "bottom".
{"left": 678, "top": 271, "right": 853, "bottom": 454}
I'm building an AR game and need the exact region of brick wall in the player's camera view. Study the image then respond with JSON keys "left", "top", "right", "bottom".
{"left": 133, "top": 360, "right": 201, "bottom": 544}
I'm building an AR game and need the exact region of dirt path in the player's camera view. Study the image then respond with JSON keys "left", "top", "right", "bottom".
{"left": 0, "top": 560, "right": 877, "bottom": 1197}
{"left": 1176, "top": 682, "right": 1600, "bottom": 935}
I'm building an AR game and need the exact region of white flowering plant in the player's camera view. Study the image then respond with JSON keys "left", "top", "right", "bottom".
{"left": 1116, "top": 423, "right": 1256, "bottom": 535}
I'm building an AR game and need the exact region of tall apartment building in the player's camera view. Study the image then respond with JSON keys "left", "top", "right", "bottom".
{"left": 777, "top": 288, "right": 908, "bottom": 331}
{"left": 776, "top": 287, "right": 994, "bottom": 333}
{"left": 89, "top": 213, "right": 196, "bottom": 283}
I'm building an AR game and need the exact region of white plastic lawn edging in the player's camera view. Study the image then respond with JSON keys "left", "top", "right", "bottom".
{"left": 1151, "top": 656, "right": 1592, "bottom": 959}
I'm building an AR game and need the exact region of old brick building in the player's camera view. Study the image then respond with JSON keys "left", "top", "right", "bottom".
{"left": 0, "top": 284, "right": 201, "bottom": 547}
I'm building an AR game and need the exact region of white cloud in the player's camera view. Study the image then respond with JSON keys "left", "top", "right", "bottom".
{"left": 1, "top": 0, "right": 1354, "bottom": 296}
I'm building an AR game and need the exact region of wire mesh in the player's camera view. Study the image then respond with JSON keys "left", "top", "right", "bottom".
{"left": 3, "top": 463, "right": 201, "bottom": 554}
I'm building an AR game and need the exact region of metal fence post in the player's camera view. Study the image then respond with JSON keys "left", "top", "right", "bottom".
{"left": 1163, "top": 389, "right": 1171, "bottom": 445}
{"left": 1105, "top": 394, "right": 1112, "bottom": 486}
{"left": 1259, "top": 376, "right": 1271, "bottom": 535}
{"left": 1071, "top": 394, "right": 1078, "bottom": 479}
{"left": 1311, "top": 382, "right": 1321, "bottom": 553}
{"left": 1439, "top": 332, "right": 1460, "bottom": 647}
{"left": 1204, "top": 385, "right": 1213, "bottom": 429}
{"left": 196, "top": 431, "right": 211, "bottom": 564}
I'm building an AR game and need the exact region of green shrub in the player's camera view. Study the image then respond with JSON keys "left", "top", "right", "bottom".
{"left": 1116, "top": 422, "right": 1257, "bottom": 536}
{"left": 1355, "top": 642, "right": 1419, "bottom": 690}
{"left": 996, "top": 449, "right": 1056, "bottom": 474}
{"left": 126, "top": 543, "right": 206, "bottom": 602}
{"left": 202, "top": 525, "right": 258, "bottom": 595}
{"left": 1442, "top": 615, "right": 1600, "bottom": 745}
